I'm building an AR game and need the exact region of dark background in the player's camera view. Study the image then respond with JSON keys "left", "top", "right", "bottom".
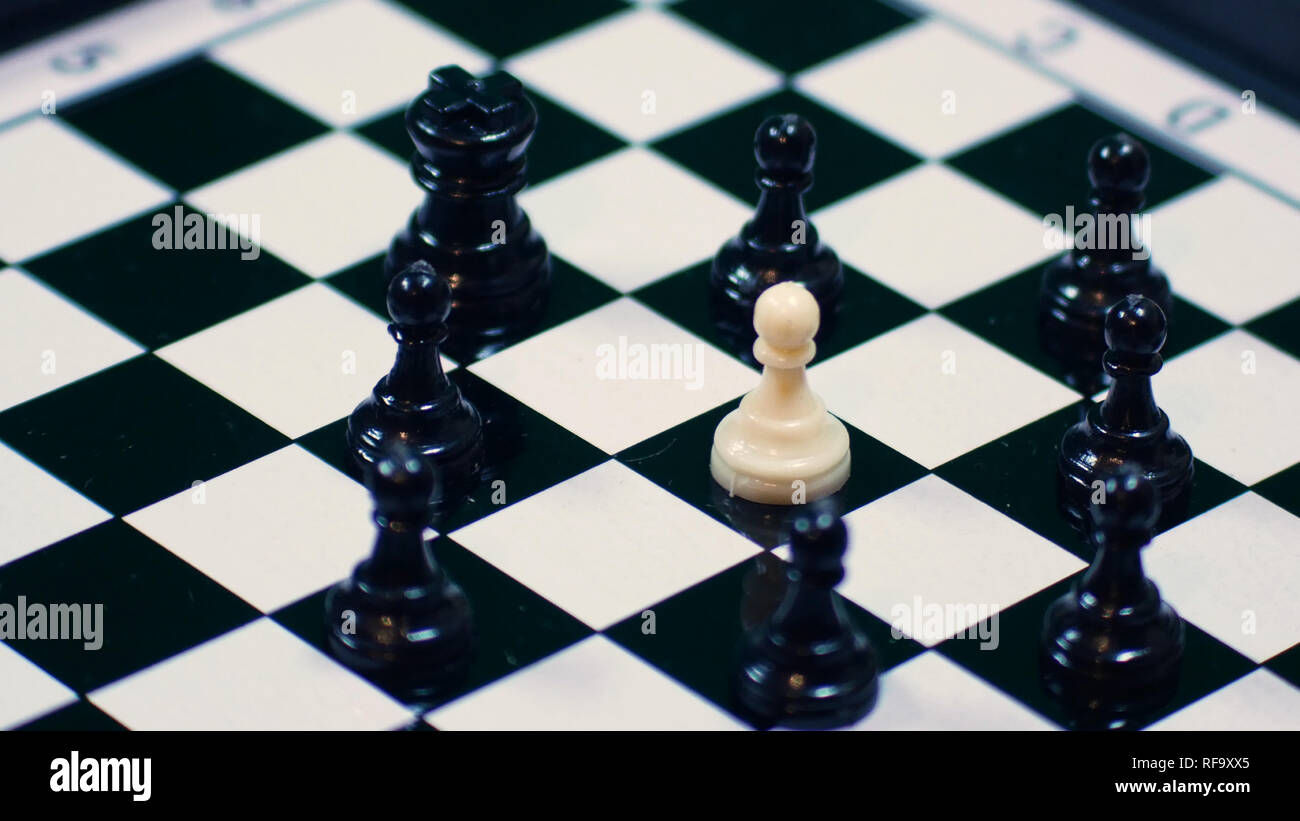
{"left": 3, "top": 0, "right": 1298, "bottom": 122}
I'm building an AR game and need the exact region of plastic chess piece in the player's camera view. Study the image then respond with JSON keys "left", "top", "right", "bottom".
{"left": 711, "top": 281, "right": 850, "bottom": 505}
{"left": 1041, "top": 468, "right": 1184, "bottom": 727}
{"left": 1058, "top": 295, "right": 1192, "bottom": 530}
{"left": 386, "top": 65, "right": 550, "bottom": 361}
{"left": 735, "top": 501, "right": 879, "bottom": 729}
{"left": 710, "top": 114, "right": 842, "bottom": 358}
{"left": 1039, "top": 134, "right": 1172, "bottom": 393}
{"left": 347, "top": 261, "right": 484, "bottom": 506}
{"left": 324, "top": 445, "right": 474, "bottom": 699}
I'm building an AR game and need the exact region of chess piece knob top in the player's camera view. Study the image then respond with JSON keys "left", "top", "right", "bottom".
{"left": 789, "top": 501, "right": 849, "bottom": 584}
{"left": 388, "top": 261, "right": 452, "bottom": 328}
{"left": 367, "top": 445, "right": 437, "bottom": 521}
{"left": 1088, "top": 133, "right": 1149, "bottom": 193}
{"left": 754, "top": 282, "right": 819, "bottom": 351}
{"left": 1090, "top": 468, "right": 1161, "bottom": 534}
{"left": 1105, "top": 294, "right": 1166, "bottom": 356}
{"left": 755, "top": 114, "right": 816, "bottom": 178}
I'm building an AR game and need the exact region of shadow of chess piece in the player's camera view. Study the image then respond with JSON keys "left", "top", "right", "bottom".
{"left": 1039, "top": 134, "right": 1171, "bottom": 395}
{"left": 1042, "top": 468, "right": 1184, "bottom": 729}
{"left": 324, "top": 445, "right": 474, "bottom": 704}
{"left": 710, "top": 114, "right": 841, "bottom": 364}
{"left": 1057, "top": 295, "right": 1192, "bottom": 533}
{"left": 347, "top": 262, "right": 484, "bottom": 512}
{"left": 385, "top": 65, "right": 551, "bottom": 362}
{"left": 734, "top": 500, "right": 878, "bottom": 729}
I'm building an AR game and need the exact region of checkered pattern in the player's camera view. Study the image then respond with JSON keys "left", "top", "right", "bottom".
{"left": 2, "top": 0, "right": 1299, "bottom": 732}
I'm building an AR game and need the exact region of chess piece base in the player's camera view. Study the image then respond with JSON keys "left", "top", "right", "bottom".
{"left": 709, "top": 410, "right": 850, "bottom": 505}
{"left": 735, "top": 631, "right": 879, "bottom": 729}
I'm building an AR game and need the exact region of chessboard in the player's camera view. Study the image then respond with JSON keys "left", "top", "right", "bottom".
{"left": 2, "top": 0, "right": 1299, "bottom": 732}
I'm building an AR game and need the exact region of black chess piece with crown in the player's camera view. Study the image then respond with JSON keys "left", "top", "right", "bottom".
{"left": 386, "top": 65, "right": 551, "bottom": 361}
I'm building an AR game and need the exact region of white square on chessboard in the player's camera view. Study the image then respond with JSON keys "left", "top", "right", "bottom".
{"left": 451, "top": 461, "right": 761, "bottom": 630}
{"left": 796, "top": 19, "right": 1072, "bottom": 159}
{"left": 468, "top": 298, "right": 754, "bottom": 454}
{"left": 88, "top": 619, "right": 413, "bottom": 730}
{"left": 797, "top": 475, "right": 1085, "bottom": 646}
{"left": 814, "top": 163, "right": 1059, "bottom": 309}
{"left": 0, "top": 118, "right": 170, "bottom": 262}
{"left": 1147, "top": 670, "right": 1300, "bottom": 731}
{"left": 212, "top": 0, "right": 490, "bottom": 128}
{"left": 1158, "top": 330, "right": 1300, "bottom": 486}
{"left": 1150, "top": 176, "right": 1300, "bottom": 324}
{"left": 813, "top": 313, "right": 1078, "bottom": 469}
{"left": 0, "top": 268, "right": 143, "bottom": 411}
{"left": 507, "top": 6, "right": 780, "bottom": 143}
{"left": 155, "top": 283, "right": 394, "bottom": 439}
{"left": 426, "top": 635, "right": 746, "bottom": 730}
{"left": 850, "top": 652, "right": 1057, "bottom": 731}
{"left": 0, "top": 441, "right": 110, "bottom": 567}
{"left": 0, "top": 641, "right": 77, "bottom": 730}
{"left": 520, "top": 147, "right": 751, "bottom": 292}
{"left": 1147, "top": 492, "right": 1300, "bottom": 663}
{"left": 186, "top": 132, "right": 419, "bottom": 278}
{"left": 123, "top": 445, "right": 374, "bottom": 613}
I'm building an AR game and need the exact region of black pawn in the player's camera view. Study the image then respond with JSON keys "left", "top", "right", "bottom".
{"left": 735, "top": 502, "right": 878, "bottom": 729}
{"left": 386, "top": 65, "right": 550, "bottom": 361}
{"left": 1059, "top": 295, "right": 1192, "bottom": 531}
{"left": 324, "top": 445, "right": 473, "bottom": 699}
{"left": 710, "top": 114, "right": 842, "bottom": 358}
{"left": 347, "top": 261, "right": 484, "bottom": 505}
{"left": 1039, "top": 134, "right": 1172, "bottom": 392}
{"left": 1041, "top": 468, "right": 1184, "bottom": 726}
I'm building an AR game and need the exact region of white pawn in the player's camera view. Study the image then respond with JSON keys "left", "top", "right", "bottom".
{"left": 710, "top": 282, "right": 850, "bottom": 505}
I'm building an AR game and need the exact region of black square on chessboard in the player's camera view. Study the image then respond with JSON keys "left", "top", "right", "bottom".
{"left": 296, "top": 369, "right": 609, "bottom": 533}
{"left": 0, "top": 520, "right": 260, "bottom": 693}
{"left": 935, "top": 404, "right": 1250, "bottom": 559}
{"left": 937, "top": 575, "right": 1259, "bottom": 730}
{"left": 605, "top": 553, "right": 925, "bottom": 727}
{"left": 1252, "top": 462, "right": 1300, "bottom": 519}
{"left": 273, "top": 536, "right": 592, "bottom": 710}
{"left": 397, "top": 0, "right": 628, "bottom": 58}
{"left": 0, "top": 356, "right": 288, "bottom": 516}
{"left": 948, "top": 104, "right": 1215, "bottom": 218}
{"left": 326, "top": 253, "right": 619, "bottom": 363}
{"left": 14, "top": 698, "right": 126, "bottom": 731}
{"left": 672, "top": 0, "right": 916, "bottom": 74}
{"left": 635, "top": 260, "right": 925, "bottom": 370}
{"left": 1246, "top": 295, "right": 1300, "bottom": 360}
{"left": 652, "top": 87, "right": 920, "bottom": 213}
{"left": 617, "top": 400, "right": 927, "bottom": 549}
{"left": 1266, "top": 642, "right": 1300, "bottom": 690}
{"left": 24, "top": 202, "right": 309, "bottom": 349}
{"left": 62, "top": 57, "right": 327, "bottom": 192}
{"left": 939, "top": 263, "right": 1233, "bottom": 391}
